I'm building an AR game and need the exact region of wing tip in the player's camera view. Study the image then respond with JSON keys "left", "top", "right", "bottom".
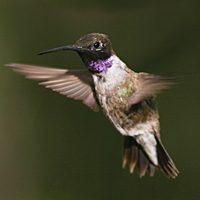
{"left": 5, "top": 63, "right": 18, "bottom": 68}
{"left": 5, "top": 63, "right": 31, "bottom": 70}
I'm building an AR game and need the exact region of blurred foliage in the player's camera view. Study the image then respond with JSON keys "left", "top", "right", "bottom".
{"left": 0, "top": 0, "right": 200, "bottom": 200}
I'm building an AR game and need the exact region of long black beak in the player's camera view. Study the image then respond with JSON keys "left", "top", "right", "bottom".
{"left": 37, "top": 45, "right": 93, "bottom": 55}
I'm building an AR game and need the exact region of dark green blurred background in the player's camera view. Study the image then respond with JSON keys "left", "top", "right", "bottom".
{"left": 0, "top": 0, "right": 200, "bottom": 200}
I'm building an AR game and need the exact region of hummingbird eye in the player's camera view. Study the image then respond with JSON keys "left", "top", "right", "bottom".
{"left": 93, "top": 41, "right": 103, "bottom": 50}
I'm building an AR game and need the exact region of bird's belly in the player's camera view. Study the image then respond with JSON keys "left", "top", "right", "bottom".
{"left": 99, "top": 95, "right": 129, "bottom": 136}
{"left": 98, "top": 95, "right": 159, "bottom": 137}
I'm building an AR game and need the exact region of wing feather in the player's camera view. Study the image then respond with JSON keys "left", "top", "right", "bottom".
{"left": 6, "top": 63, "right": 99, "bottom": 111}
{"left": 128, "top": 73, "right": 173, "bottom": 105}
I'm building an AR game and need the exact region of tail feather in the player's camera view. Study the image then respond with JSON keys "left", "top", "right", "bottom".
{"left": 138, "top": 150, "right": 149, "bottom": 177}
{"left": 148, "top": 163, "right": 156, "bottom": 177}
{"left": 123, "top": 136, "right": 156, "bottom": 177}
{"left": 129, "top": 145, "right": 138, "bottom": 173}
{"left": 156, "top": 136, "right": 179, "bottom": 178}
{"left": 122, "top": 136, "right": 179, "bottom": 178}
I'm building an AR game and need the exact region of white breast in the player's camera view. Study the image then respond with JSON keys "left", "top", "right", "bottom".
{"left": 92, "top": 55, "right": 129, "bottom": 136}
{"left": 92, "top": 55, "right": 127, "bottom": 92}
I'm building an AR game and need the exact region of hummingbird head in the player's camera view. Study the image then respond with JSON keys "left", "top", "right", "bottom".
{"left": 38, "top": 33, "right": 115, "bottom": 73}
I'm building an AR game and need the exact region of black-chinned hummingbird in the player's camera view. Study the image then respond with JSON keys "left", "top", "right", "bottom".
{"left": 6, "top": 33, "right": 179, "bottom": 178}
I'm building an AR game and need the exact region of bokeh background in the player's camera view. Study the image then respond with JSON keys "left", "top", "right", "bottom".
{"left": 0, "top": 0, "right": 200, "bottom": 200}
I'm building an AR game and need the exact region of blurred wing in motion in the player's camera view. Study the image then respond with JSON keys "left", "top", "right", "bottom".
{"left": 6, "top": 63, "right": 99, "bottom": 111}
{"left": 129, "top": 73, "right": 174, "bottom": 105}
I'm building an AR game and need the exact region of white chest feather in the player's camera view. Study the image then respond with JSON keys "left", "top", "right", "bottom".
{"left": 92, "top": 55, "right": 127, "bottom": 93}
{"left": 92, "top": 55, "right": 127, "bottom": 116}
{"left": 92, "top": 55, "right": 129, "bottom": 135}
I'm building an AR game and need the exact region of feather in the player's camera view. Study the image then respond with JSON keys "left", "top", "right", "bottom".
{"left": 6, "top": 63, "right": 99, "bottom": 111}
{"left": 128, "top": 73, "right": 174, "bottom": 105}
{"left": 122, "top": 136, "right": 179, "bottom": 178}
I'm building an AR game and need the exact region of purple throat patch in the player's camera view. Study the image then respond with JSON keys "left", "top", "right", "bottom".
{"left": 88, "top": 57, "right": 113, "bottom": 73}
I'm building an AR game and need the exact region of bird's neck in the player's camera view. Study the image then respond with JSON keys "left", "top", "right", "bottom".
{"left": 92, "top": 55, "right": 129, "bottom": 91}
{"left": 87, "top": 56, "right": 113, "bottom": 73}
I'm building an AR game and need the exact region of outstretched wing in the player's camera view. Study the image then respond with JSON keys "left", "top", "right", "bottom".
{"left": 128, "top": 72, "right": 173, "bottom": 105}
{"left": 6, "top": 63, "right": 99, "bottom": 111}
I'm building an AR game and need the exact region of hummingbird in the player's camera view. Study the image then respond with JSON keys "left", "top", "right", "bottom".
{"left": 6, "top": 33, "right": 179, "bottom": 178}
